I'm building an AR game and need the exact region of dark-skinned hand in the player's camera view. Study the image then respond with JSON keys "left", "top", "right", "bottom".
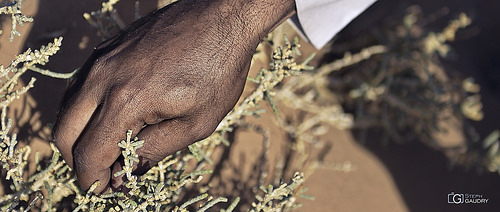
{"left": 53, "top": 0, "right": 295, "bottom": 193}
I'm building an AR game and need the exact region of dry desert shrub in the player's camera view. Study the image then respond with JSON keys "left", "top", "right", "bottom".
{"left": 0, "top": 0, "right": 498, "bottom": 211}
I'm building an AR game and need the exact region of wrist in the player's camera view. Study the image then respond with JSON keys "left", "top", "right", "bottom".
{"left": 156, "top": 0, "right": 295, "bottom": 44}
{"left": 218, "top": 0, "right": 296, "bottom": 44}
{"left": 152, "top": 0, "right": 295, "bottom": 59}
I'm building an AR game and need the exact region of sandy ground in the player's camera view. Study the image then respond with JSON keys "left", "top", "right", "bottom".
{"left": 1, "top": 0, "right": 499, "bottom": 211}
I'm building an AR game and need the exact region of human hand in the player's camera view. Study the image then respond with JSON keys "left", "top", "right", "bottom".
{"left": 53, "top": 0, "right": 294, "bottom": 193}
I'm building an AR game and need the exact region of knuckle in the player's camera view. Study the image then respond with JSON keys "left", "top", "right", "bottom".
{"left": 108, "top": 84, "right": 139, "bottom": 107}
{"left": 143, "top": 113, "right": 164, "bottom": 125}
{"left": 85, "top": 55, "right": 112, "bottom": 83}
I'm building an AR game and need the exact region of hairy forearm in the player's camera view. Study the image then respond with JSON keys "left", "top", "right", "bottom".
{"left": 152, "top": 0, "right": 296, "bottom": 50}
{"left": 218, "top": 0, "right": 296, "bottom": 44}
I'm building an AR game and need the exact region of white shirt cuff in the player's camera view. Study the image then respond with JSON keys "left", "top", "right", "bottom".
{"left": 294, "top": 0, "right": 377, "bottom": 49}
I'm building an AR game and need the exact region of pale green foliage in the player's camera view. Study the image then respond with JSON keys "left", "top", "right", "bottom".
{"left": 482, "top": 130, "right": 500, "bottom": 173}
{"left": 423, "top": 13, "right": 471, "bottom": 56}
{"left": 83, "top": 0, "right": 127, "bottom": 39}
{"left": 326, "top": 8, "right": 481, "bottom": 145}
{"left": 323, "top": 7, "right": 500, "bottom": 175}
{"left": 250, "top": 173, "right": 305, "bottom": 212}
{"left": 0, "top": 2, "right": 79, "bottom": 204}
{"left": 0, "top": 9, "right": 73, "bottom": 207}
{"left": 0, "top": 0, "right": 33, "bottom": 41}
{"left": 271, "top": 44, "right": 385, "bottom": 171}
{"left": 216, "top": 36, "right": 313, "bottom": 134}
{"left": 0, "top": 33, "right": 77, "bottom": 212}
{"left": 72, "top": 129, "right": 226, "bottom": 211}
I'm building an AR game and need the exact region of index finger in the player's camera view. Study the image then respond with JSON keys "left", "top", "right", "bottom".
{"left": 70, "top": 89, "right": 146, "bottom": 193}
{"left": 53, "top": 56, "right": 105, "bottom": 168}
{"left": 53, "top": 92, "right": 100, "bottom": 169}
